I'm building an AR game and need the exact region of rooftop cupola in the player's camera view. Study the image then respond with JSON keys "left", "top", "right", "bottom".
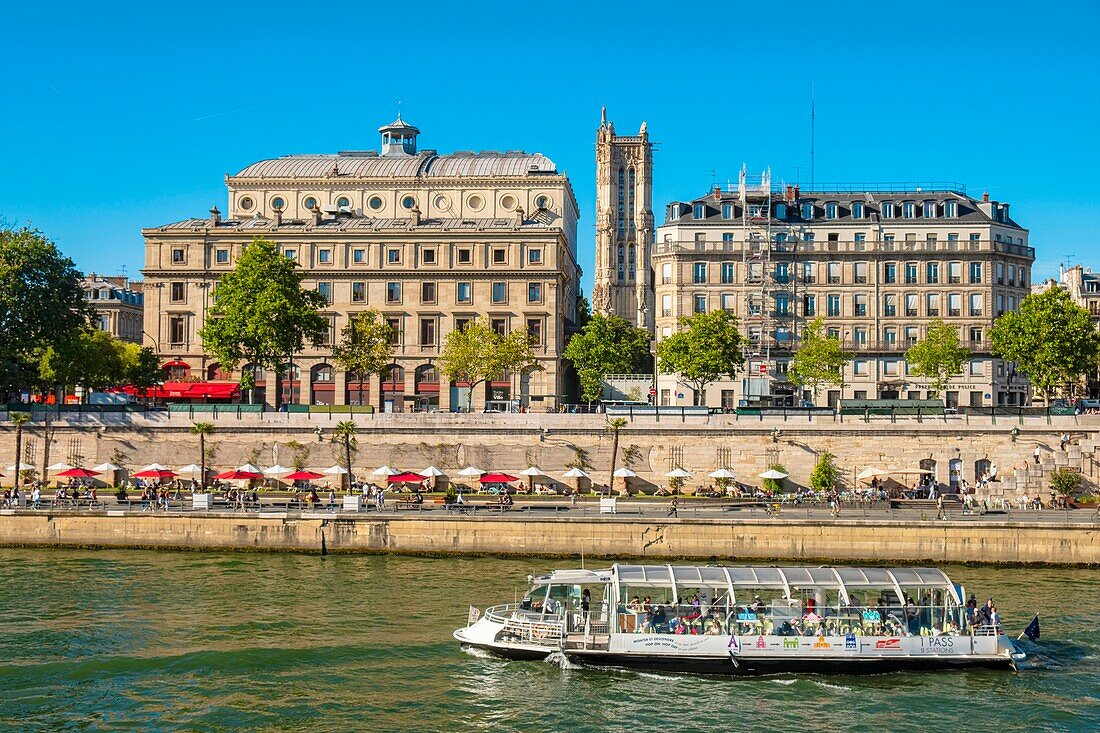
{"left": 378, "top": 115, "right": 420, "bottom": 156}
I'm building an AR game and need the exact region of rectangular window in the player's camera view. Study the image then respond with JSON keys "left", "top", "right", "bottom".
{"left": 827, "top": 294, "right": 841, "bottom": 317}
{"left": 945, "top": 201, "right": 958, "bottom": 217}
{"left": 905, "top": 293, "right": 918, "bottom": 317}
{"left": 802, "top": 262, "right": 815, "bottom": 283}
{"left": 883, "top": 262, "right": 896, "bottom": 283}
{"left": 854, "top": 294, "right": 868, "bottom": 317}
{"left": 168, "top": 316, "right": 185, "bottom": 344}
{"left": 905, "top": 326, "right": 918, "bottom": 345}
{"left": 996, "top": 262, "right": 1005, "bottom": 284}
{"left": 456, "top": 282, "right": 472, "bottom": 304}
{"left": 948, "top": 261, "right": 961, "bottom": 283}
{"left": 492, "top": 248, "right": 507, "bottom": 265}
{"left": 693, "top": 294, "right": 707, "bottom": 313}
{"left": 969, "top": 359, "right": 983, "bottom": 376}
{"left": 386, "top": 317, "right": 402, "bottom": 345}
{"left": 421, "top": 282, "right": 436, "bottom": 304}
{"left": 801, "top": 202, "right": 814, "bottom": 219}
{"left": 317, "top": 282, "right": 332, "bottom": 304}
{"left": 454, "top": 317, "right": 470, "bottom": 333}
{"left": 853, "top": 359, "right": 868, "bottom": 376}
{"left": 722, "top": 204, "right": 733, "bottom": 219}
{"left": 883, "top": 294, "right": 896, "bottom": 317}
{"left": 419, "top": 318, "right": 436, "bottom": 346}
{"left": 905, "top": 263, "right": 918, "bottom": 284}
{"left": 927, "top": 293, "right": 940, "bottom": 316}
{"left": 997, "top": 294, "right": 1005, "bottom": 316}
{"left": 854, "top": 261, "right": 868, "bottom": 283}
{"left": 721, "top": 293, "right": 737, "bottom": 311}
{"left": 527, "top": 282, "right": 542, "bottom": 303}
{"left": 803, "top": 294, "right": 816, "bottom": 316}
{"left": 526, "top": 318, "right": 543, "bottom": 344}
{"left": 457, "top": 248, "right": 472, "bottom": 265}
{"left": 490, "top": 318, "right": 507, "bottom": 336}
{"left": 721, "top": 232, "right": 734, "bottom": 244}
{"left": 970, "top": 262, "right": 982, "bottom": 283}
{"left": 352, "top": 248, "right": 366, "bottom": 264}
{"left": 969, "top": 326, "right": 983, "bottom": 344}
{"left": 285, "top": 248, "right": 298, "bottom": 261}
{"left": 926, "top": 262, "right": 939, "bottom": 283}
{"left": 883, "top": 328, "right": 897, "bottom": 345}
{"left": 215, "top": 249, "right": 229, "bottom": 265}
{"left": 662, "top": 294, "right": 673, "bottom": 317}
{"left": 884, "top": 360, "right": 899, "bottom": 376}
{"left": 528, "top": 248, "right": 542, "bottom": 265}
{"left": 351, "top": 281, "right": 366, "bottom": 303}
{"left": 694, "top": 203, "right": 705, "bottom": 219}
{"left": 386, "top": 282, "right": 401, "bottom": 303}
{"left": 852, "top": 202, "right": 864, "bottom": 219}
{"left": 170, "top": 282, "right": 185, "bottom": 303}
{"left": 172, "top": 248, "right": 186, "bottom": 264}
{"left": 923, "top": 201, "right": 937, "bottom": 218}
{"left": 422, "top": 248, "right": 437, "bottom": 265}
{"left": 662, "top": 262, "right": 674, "bottom": 284}
{"left": 827, "top": 262, "right": 840, "bottom": 284}
{"left": 970, "top": 293, "right": 983, "bottom": 316}
{"left": 775, "top": 262, "right": 789, "bottom": 284}
{"left": 387, "top": 248, "right": 401, "bottom": 264}
{"left": 825, "top": 202, "right": 838, "bottom": 219}
{"left": 775, "top": 294, "right": 790, "bottom": 316}
{"left": 948, "top": 293, "right": 961, "bottom": 317}
{"left": 721, "top": 262, "right": 735, "bottom": 284}
{"left": 318, "top": 249, "right": 331, "bottom": 264}
{"left": 492, "top": 282, "right": 507, "bottom": 304}
{"left": 693, "top": 262, "right": 707, "bottom": 283}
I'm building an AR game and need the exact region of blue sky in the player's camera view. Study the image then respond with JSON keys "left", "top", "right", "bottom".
{"left": 1, "top": 1, "right": 1097, "bottom": 291}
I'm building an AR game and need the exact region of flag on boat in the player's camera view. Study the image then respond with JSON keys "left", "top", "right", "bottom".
{"left": 1023, "top": 614, "right": 1040, "bottom": 641}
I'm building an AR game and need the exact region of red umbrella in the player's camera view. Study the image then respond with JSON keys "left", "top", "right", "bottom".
{"left": 285, "top": 470, "right": 324, "bottom": 481}
{"left": 479, "top": 473, "right": 519, "bottom": 484}
{"left": 213, "top": 470, "right": 263, "bottom": 480}
{"left": 387, "top": 472, "right": 427, "bottom": 483}
{"left": 56, "top": 467, "right": 101, "bottom": 478}
{"left": 132, "top": 469, "right": 177, "bottom": 479}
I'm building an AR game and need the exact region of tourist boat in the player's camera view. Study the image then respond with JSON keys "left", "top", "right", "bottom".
{"left": 454, "top": 564, "right": 1024, "bottom": 674}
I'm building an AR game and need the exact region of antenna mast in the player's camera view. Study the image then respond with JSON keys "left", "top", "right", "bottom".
{"left": 810, "top": 84, "right": 815, "bottom": 189}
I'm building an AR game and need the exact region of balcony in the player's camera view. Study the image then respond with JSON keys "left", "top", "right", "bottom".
{"left": 653, "top": 239, "right": 1033, "bottom": 259}
{"left": 927, "top": 309, "right": 940, "bottom": 316}
{"left": 827, "top": 276, "right": 841, "bottom": 284}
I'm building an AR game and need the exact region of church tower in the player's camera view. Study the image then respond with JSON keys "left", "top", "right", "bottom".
{"left": 593, "top": 108, "right": 654, "bottom": 330}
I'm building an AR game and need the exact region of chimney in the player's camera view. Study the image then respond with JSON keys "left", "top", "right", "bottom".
{"left": 793, "top": 185, "right": 800, "bottom": 200}
{"left": 713, "top": 186, "right": 721, "bottom": 201}
{"left": 784, "top": 185, "right": 795, "bottom": 203}
{"left": 513, "top": 206, "right": 526, "bottom": 227}
{"left": 982, "top": 192, "right": 990, "bottom": 202}
{"left": 272, "top": 205, "right": 283, "bottom": 227}
{"left": 409, "top": 204, "right": 422, "bottom": 226}
{"left": 311, "top": 204, "right": 322, "bottom": 226}
{"left": 209, "top": 206, "right": 221, "bottom": 227}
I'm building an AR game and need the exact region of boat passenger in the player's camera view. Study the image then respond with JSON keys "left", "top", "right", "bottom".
{"left": 627, "top": 595, "right": 642, "bottom": 612}
{"left": 751, "top": 595, "right": 766, "bottom": 614}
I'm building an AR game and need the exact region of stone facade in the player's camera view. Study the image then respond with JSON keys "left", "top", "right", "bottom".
{"left": 141, "top": 118, "right": 582, "bottom": 412}
{"left": 82, "top": 275, "right": 144, "bottom": 344}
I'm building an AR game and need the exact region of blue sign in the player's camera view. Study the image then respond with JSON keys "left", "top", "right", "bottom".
{"left": 845, "top": 632, "right": 857, "bottom": 650}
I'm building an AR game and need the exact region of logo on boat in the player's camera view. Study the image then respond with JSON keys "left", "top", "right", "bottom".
{"left": 875, "top": 638, "right": 902, "bottom": 650}
{"left": 813, "top": 635, "right": 830, "bottom": 649}
{"left": 783, "top": 638, "right": 800, "bottom": 650}
{"left": 845, "top": 633, "right": 857, "bottom": 650}
{"left": 728, "top": 635, "right": 740, "bottom": 653}
{"left": 755, "top": 636, "right": 767, "bottom": 649}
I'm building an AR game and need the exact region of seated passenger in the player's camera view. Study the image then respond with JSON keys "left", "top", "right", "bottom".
{"left": 627, "top": 595, "right": 642, "bottom": 612}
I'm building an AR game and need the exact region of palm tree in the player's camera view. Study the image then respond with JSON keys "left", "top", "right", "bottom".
{"left": 189, "top": 422, "right": 215, "bottom": 490}
{"left": 605, "top": 417, "right": 628, "bottom": 496}
{"left": 10, "top": 412, "right": 30, "bottom": 488}
{"left": 332, "top": 421, "right": 357, "bottom": 490}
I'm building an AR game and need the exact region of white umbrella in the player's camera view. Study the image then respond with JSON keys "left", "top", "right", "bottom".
{"left": 665, "top": 467, "right": 692, "bottom": 479}
{"left": 322, "top": 465, "right": 349, "bottom": 475}
{"left": 178, "top": 464, "right": 204, "bottom": 475}
{"left": 562, "top": 468, "right": 589, "bottom": 479}
{"left": 457, "top": 466, "right": 484, "bottom": 477}
{"left": 139, "top": 463, "right": 170, "bottom": 472}
{"left": 91, "top": 462, "right": 121, "bottom": 473}
{"left": 708, "top": 468, "right": 736, "bottom": 479}
{"left": 46, "top": 462, "right": 73, "bottom": 472}
{"left": 420, "top": 466, "right": 444, "bottom": 477}
{"left": 612, "top": 467, "right": 637, "bottom": 478}
{"left": 6, "top": 463, "right": 34, "bottom": 471}
{"left": 263, "top": 465, "right": 291, "bottom": 476}
{"left": 759, "top": 469, "right": 789, "bottom": 480}
{"left": 237, "top": 463, "right": 263, "bottom": 474}
{"left": 856, "top": 466, "right": 888, "bottom": 482}
{"left": 372, "top": 466, "right": 398, "bottom": 477}
{"left": 519, "top": 466, "right": 546, "bottom": 477}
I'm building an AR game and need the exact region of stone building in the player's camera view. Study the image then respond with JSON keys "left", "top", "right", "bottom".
{"left": 141, "top": 117, "right": 581, "bottom": 411}
{"left": 591, "top": 108, "right": 654, "bottom": 329}
{"left": 82, "top": 274, "right": 144, "bottom": 344}
{"left": 653, "top": 183, "right": 1034, "bottom": 408}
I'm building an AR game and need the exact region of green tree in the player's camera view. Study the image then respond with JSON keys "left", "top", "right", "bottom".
{"left": 189, "top": 422, "right": 214, "bottom": 490}
{"left": 118, "top": 343, "right": 162, "bottom": 391}
{"left": 439, "top": 319, "right": 540, "bottom": 412}
{"left": 199, "top": 237, "right": 328, "bottom": 406}
{"left": 39, "top": 329, "right": 125, "bottom": 399}
{"left": 0, "top": 228, "right": 91, "bottom": 397}
{"left": 788, "top": 317, "right": 850, "bottom": 404}
{"left": 762, "top": 463, "right": 787, "bottom": 494}
{"left": 809, "top": 451, "right": 840, "bottom": 492}
{"left": 905, "top": 319, "right": 971, "bottom": 399}
{"left": 332, "top": 421, "right": 357, "bottom": 489}
{"left": 656, "top": 310, "right": 746, "bottom": 406}
{"left": 1049, "top": 467, "right": 1082, "bottom": 498}
{"left": 563, "top": 314, "right": 652, "bottom": 402}
{"left": 10, "top": 412, "right": 30, "bottom": 487}
{"left": 991, "top": 287, "right": 1100, "bottom": 401}
{"left": 605, "top": 417, "right": 628, "bottom": 496}
{"left": 331, "top": 309, "right": 394, "bottom": 408}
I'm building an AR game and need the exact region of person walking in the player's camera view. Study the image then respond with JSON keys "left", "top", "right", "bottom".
{"left": 1060, "top": 433, "right": 1070, "bottom": 451}
{"left": 667, "top": 496, "right": 678, "bottom": 518}
{"left": 1033, "top": 445, "right": 1041, "bottom": 465}
{"left": 31, "top": 486, "right": 41, "bottom": 510}
{"left": 328, "top": 489, "right": 336, "bottom": 513}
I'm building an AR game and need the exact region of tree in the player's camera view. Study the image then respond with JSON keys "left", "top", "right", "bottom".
{"left": 788, "top": 317, "right": 850, "bottom": 404}
{"left": 39, "top": 328, "right": 125, "bottom": 399}
{"left": 0, "top": 227, "right": 91, "bottom": 397}
{"left": 118, "top": 343, "right": 161, "bottom": 391}
{"left": 809, "top": 451, "right": 840, "bottom": 492}
{"left": 605, "top": 417, "right": 628, "bottom": 496}
{"left": 563, "top": 314, "right": 651, "bottom": 402}
{"left": 189, "top": 422, "right": 214, "bottom": 490}
{"left": 991, "top": 287, "right": 1100, "bottom": 401}
{"left": 10, "top": 412, "right": 30, "bottom": 487}
{"left": 332, "top": 421, "right": 357, "bottom": 489}
{"left": 331, "top": 309, "right": 394, "bottom": 408}
{"left": 762, "top": 463, "right": 787, "bottom": 494}
{"left": 199, "top": 237, "right": 328, "bottom": 407}
{"left": 905, "top": 319, "right": 971, "bottom": 399}
{"left": 439, "top": 319, "right": 541, "bottom": 412}
{"left": 1049, "top": 467, "right": 1082, "bottom": 498}
{"left": 656, "top": 310, "right": 746, "bottom": 406}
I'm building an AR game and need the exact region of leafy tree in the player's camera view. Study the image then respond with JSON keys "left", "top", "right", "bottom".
{"left": 991, "top": 288, "right": 1100, "bottom": 401}
{"left": 332, "top": 421, "right": 357, "bottom": 488}
{"left": 199, "top": 237, "right": 328, "bottom": 406}
{"left": 1049, "top": 467, "right": 1082, "bottom": 498}
{"left": 10, "top": 412, "right": 30, "bottom": 487}
{"left": 331, "top": 309, "right": 394, "bottom": 408}
{"left": 563, "top": 314, "right": 651, "bottom": 402}
{"left": 0, "top": 228, "right": 91, "bottom": 397}
{"left": 905, "top": 319, "right": 971, "bottom": 399}
{"left": 789, "top": 317, "right": 850, "bottom": 403}
{"left": 439, "top": 319, "right": 541, "bottom": 412}
{"left": 762, "top": 463, "right": 787, "bottom": 494}
{"left": 656, "top": 310, "right": 746, "bottom": 406}
{"left": 39, "top": 329, "right": 125, "bottom": 399}
{"left": 809, "top": 451, "right": 840, "bottom": 492}
{"left": 189, "top": 422, "right": 214, "bottom": 490}
{"left": 605, "top": 417, "right": 628, "bottom": 496}
{"left": 118, "top": 343, "right": 162, "bottom": 391}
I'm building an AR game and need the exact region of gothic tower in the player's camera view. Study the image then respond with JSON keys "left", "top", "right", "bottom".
{"left": 593, "top": 107, "right": 654, "bottom": 330}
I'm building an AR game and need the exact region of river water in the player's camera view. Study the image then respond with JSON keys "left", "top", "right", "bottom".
{"left": 0, "top": 549, "right": 1095, "bottom": 732}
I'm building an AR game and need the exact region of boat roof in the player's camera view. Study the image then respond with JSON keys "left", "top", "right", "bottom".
{"left": 531, "top": 565, "right": 959, "bottom": 603}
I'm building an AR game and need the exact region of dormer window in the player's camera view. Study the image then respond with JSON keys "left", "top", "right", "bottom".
{"left": 693, "top": 203, "right": 706, "bottom": 219}
{"left": 881, "top": 202, "right": 895, "bottom": 219}
{"left": 851, "top": 201, "right": 864, "bottom": 219}
{"left": 775, "top": 203, "right": 788, "bottom": 219}
{"left": 825, "top": 202, "right": 838, "bottom": 219}
{"left": 923, "top": 201, "right": 937, "bottom": 218}
{"left": 902, "top": 201, "right": 916, "bottom": 218}
{"left": 801, "top": 202, "right": 814, "bottom": 219}
{"left": 944, "top": 200, "right": 958, "bottom": 217}
{"left": 722, "top": 204, "right": 734, "bottom": 219}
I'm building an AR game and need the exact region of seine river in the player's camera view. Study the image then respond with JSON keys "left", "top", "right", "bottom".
{"left": 0, "top": 550, "right": 1095, "bottom": 732}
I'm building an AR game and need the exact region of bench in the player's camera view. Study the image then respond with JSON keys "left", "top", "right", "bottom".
{"left": 394, "top": 500, "right": 428, "bottom": 511}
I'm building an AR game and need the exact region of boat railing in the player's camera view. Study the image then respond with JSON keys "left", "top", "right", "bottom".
{"left": 484, "top": 603, "right": 566, "bottom": 647}
{"left": 973, "top": 622, "right": 1006, "bottom": 636}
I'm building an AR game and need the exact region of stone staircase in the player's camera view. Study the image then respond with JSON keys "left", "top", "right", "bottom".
{"left": 1004, "top": 437, "right": 1094, "bottom": 500}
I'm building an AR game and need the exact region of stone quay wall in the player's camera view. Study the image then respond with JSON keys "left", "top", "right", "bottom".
{"left": 2, "top": 412, "right": 1098, "bottom": 499}
{"left": 0, "top": 513, "right": 1094, "bottom": 566}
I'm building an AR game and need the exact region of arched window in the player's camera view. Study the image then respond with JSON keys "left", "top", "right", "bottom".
{"left": 206, "top": 362, "right": 232, "bottom": 381}
{"left": 310, "top": 363, "right": 335, "bottom": 405}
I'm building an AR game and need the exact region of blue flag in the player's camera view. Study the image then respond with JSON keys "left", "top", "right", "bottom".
{"left": 1023, "top": 615, "right": 1040, "bottom": 641}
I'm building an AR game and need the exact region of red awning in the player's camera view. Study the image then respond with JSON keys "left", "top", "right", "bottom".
{"left": 113, "top": 381, "right": 240, "bottom": 400}
{"left": 479, "top": 473, "right": 519, "bottom": 484}
{"left": 162, "top": 360, "right": 190, "bottom": 369}
{"left": 387, "top": 472, "right": 427, "bottom": 483}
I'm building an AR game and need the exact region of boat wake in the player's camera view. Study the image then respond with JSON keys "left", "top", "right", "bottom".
{"left": 544, "top": 651, "right": 580, "bottom": 670}
{"left": 460, "top": 646, "right": 497, "bottom": 660}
